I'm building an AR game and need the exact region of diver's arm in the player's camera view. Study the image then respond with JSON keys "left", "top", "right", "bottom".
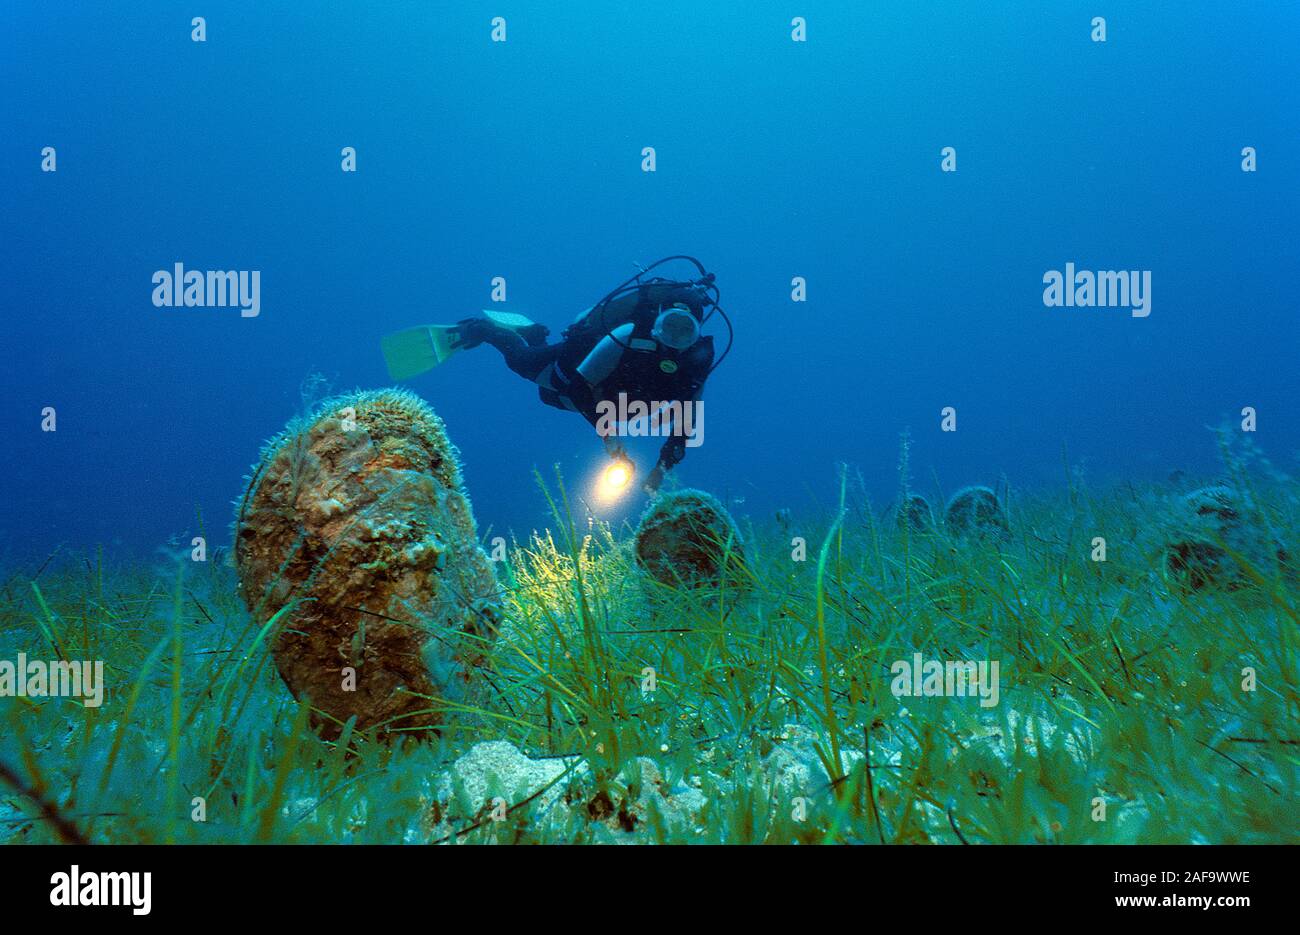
{"left": 644, "top": 436, "right": 685, "bottom": 494}
{"left": 644, "top": 350, "right": 712, "bottom": 493}
{"left": 564, "top": 386, "right": 626, "bottom": 459}
{"left": 575, "top": 324, "right": 635, "bottom": 458}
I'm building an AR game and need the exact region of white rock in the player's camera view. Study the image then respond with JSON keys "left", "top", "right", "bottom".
{"left": 427, "top": 742, "right": 707, "bottom": 842}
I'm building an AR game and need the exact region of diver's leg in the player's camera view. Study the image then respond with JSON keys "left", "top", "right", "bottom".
{"left": 498, "top": 342, "right": 562, "bottom": 382}
{"left": 459, "top": 318, "right": 562, "bottom": 381}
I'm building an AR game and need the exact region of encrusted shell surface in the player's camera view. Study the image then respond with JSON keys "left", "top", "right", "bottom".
{"left": 943, "top": 485, "right": 1010, "bottom": 541}
{"left": 633, "top": 488, "right": 748, "bottom": 591}
{"left": 1164, "top": 485, "right": 1286, "bottom": 591}
{"left": 234, "top": 388, "right": 498, "bottom": 738}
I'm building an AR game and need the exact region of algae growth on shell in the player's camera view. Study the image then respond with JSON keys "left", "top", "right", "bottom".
{"left": 233, "top": 388, "right": 500, "bottom": 739}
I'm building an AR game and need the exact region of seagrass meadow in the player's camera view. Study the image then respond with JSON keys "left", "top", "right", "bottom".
{"left": 6, "top": 1, "right": 1299, "bottom": 856}
{"left": 1, "top": 455, "right": 1296, "bottom": 845}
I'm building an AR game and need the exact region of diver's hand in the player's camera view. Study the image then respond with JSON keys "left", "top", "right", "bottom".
{"left": 603, "top": 435, "right": 627, "bottom": 461}
{"left": 642, "top": 465, "right": 665, "bottom": 496}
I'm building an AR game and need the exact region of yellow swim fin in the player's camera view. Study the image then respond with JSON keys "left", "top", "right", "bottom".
{"left": 382, "top": 312, "right": 544, "bottom": 380}
{"left": 381, "top": 324, "right": 461, "bottom": 380}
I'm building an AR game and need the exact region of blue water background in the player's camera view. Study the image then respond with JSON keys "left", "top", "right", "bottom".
{"left": 2, "top": 1, "right": 1297, "bottom": 559}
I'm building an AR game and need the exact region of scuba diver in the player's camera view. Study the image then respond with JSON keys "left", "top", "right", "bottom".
{"left": 381, "top": 256, "right": 732, "bottom": 495}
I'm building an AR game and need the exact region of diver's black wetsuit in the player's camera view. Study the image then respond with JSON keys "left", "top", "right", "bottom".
{"left": 469, "top": 281, "right": 714, "bottom": 474}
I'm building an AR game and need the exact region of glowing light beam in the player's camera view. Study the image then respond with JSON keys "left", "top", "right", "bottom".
{"left": 597, "top": 459, "right": 634, "bottom": 502}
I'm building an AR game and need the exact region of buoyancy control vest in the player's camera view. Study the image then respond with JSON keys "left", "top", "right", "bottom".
{"left": 562, "top": 280, "right": 710, "bottom": 356}
{"left": 551, "top": 256, "right": 732, "bottom": 397}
